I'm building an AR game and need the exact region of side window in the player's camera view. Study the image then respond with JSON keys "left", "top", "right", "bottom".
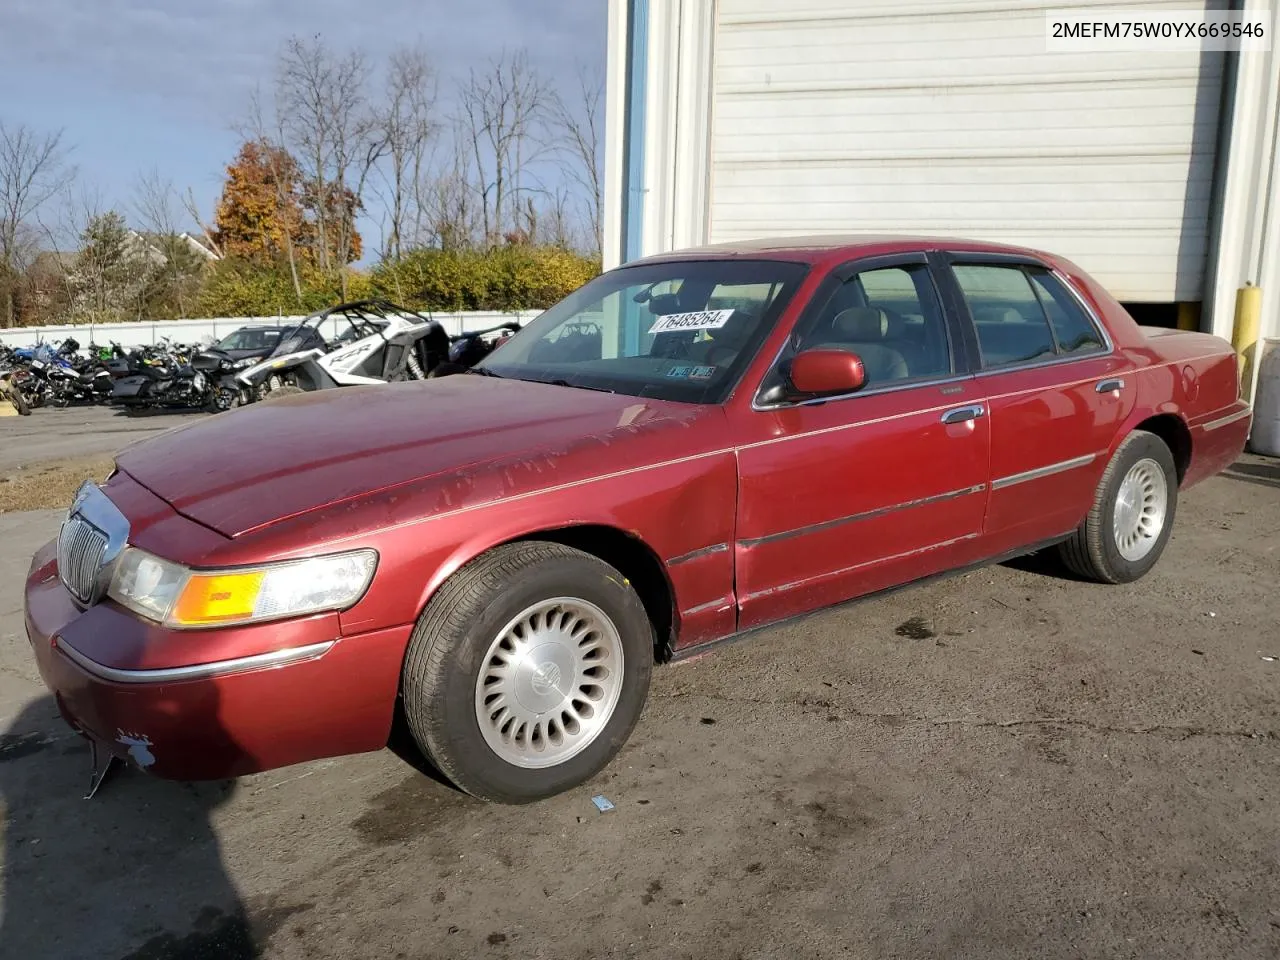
{"left": 796, "top": 263, "right": 952, "bottom": 386}
{"left": 951, "top": 265, "right": 1056, "bottom": 368}
{"left": 1028, "top": 270, "right": 1105, "bottom": 355}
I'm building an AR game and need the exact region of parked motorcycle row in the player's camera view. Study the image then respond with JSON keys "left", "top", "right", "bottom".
{"left": 0, "top": 300, "right": 520, "bottom": 417}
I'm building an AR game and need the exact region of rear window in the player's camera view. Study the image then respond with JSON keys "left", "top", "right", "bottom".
{"left": 1029, "top": 271, "right": 1106, "bottom": 355}
{"left": 951, "top": 264, "right": 1106, "bottom": 368}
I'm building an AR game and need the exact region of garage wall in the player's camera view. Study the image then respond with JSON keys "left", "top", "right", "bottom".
{"left": 708, "top": 0, "right": 1227, "bottom": 302}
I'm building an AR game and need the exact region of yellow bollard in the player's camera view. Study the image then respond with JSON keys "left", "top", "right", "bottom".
{"left": 1232, "top": 284, "right": 1262, "bottom": 400}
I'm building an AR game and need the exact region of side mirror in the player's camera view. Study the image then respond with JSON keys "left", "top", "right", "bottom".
{"left": 787, "top": 348, "right": 866, "bottom": 397}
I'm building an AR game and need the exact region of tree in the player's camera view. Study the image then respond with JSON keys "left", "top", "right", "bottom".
{"left": 421, "top": 119, "right": 481, "bottom": 251}
{"left": 132, "top": 168, "right": 210, "bottom": 318}
{"left": 67, "top": 211, "right": 148, "bottom": 323}
{"left": 0, "top": 121, "right": 73, "bottom": 326}
{"left": 301, "top": 179, "right": 363, "bottom": 264}
{"left": 376, "top": 46, "right": 437, "bottom": 261}
{"left": 212, "top": 140, "right": 310, "bottom": 267}
{"left": 276, "top": 35, "right": 383, "bottom": 297}
{"left": 458, "top": 49, "right": 550, "bottom": 246}
{"left": 549, "top": 64, "right": 604, "bottom": 253}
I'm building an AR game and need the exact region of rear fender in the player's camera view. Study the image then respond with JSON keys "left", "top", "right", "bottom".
{"left": 1103, "top": 369, "right": 1191, "bottom": 480}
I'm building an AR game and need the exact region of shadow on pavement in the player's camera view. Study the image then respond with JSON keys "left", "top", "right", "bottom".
{"left": 1223, "top": 457, "right": 1280, "bottom": 490}
{"left": 999, "top": 546, "right": 1091, "bottom": 582}
{"left": 110, "top": 407, "right": 211, "bottom": 420}
{"left": 0, "top": 696, "right": 287, "bottom": 960}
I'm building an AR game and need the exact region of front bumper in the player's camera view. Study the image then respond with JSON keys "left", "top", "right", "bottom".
{"left": 24, "top": 541, "right": 411, "bottom": 780}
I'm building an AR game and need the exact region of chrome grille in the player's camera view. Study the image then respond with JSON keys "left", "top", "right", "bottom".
{"left": 58, "top": 516, "right": 109, "bottom": 604}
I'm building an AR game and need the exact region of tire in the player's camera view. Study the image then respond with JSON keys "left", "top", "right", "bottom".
{"left": 206, "top": 388, "right": 241, "bottom": 413}
{"left": 264, "top": 385, "right": 306, "bottom": 400}
{"left": 1058, "top": 429, "right": 1178, "bottom": 584}
{"left": 8, "top": 388, "right": 31, "bottom": 416}
{"left": 401, "top": 541, "right": 654, "bottom": 804}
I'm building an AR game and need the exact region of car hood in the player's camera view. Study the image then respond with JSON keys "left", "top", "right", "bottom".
{"left": 115, "top": 376, "right": 708, "bottom": 537}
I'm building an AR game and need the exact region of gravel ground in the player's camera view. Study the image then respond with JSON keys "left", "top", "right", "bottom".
{"left": 0, "top": 451, "right": 1277, "bottom": 960}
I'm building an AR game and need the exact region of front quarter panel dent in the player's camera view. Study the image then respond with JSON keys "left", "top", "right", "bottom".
{"left": 337, "top": 451, "right": 738, "bottom": 638}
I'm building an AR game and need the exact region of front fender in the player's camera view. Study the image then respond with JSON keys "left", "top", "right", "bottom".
{"left": 237, "top": 349, "right": 323, "bottom": 388}
{"left": 333, "top": 449, "right": 739, "bottom": 639}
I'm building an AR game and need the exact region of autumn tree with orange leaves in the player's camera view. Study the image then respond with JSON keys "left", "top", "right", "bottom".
{"left": 212, "top": 139, "right": 365, "bottom": 304}
{"left": 212, "top": 140, "right": 309, "bottom": 301}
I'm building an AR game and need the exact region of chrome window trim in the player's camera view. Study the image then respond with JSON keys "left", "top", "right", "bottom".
{"left": 752, "top": 370, "right": 976, "bottom": 412}
{"left": 991, "top": 453, "right": 1098, "bottom": 491}
{"left": 55, "top": 639, "right": 336, "bottom": 684}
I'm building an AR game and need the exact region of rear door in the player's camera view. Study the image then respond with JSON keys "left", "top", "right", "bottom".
{"left": 936, "top": 253, "right": 1134, "bottom": 551}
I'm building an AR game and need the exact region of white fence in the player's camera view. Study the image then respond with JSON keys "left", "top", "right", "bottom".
{"left": 0, "top": 310, "right": 542, "bottom": 350}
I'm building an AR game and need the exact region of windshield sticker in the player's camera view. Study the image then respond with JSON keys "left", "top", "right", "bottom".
{"left": 648, "top": 309, "right": 734, "bottom": 335}
{"left": 666, "top": 364, "right": 717, "bottom": 380}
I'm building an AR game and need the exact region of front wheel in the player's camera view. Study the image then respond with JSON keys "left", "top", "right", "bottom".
{"left": 401, "top": 542, "right": 654, "bottom": 804}
{"left": 1058, "top": 429, "right": 1178, "bottom": 584}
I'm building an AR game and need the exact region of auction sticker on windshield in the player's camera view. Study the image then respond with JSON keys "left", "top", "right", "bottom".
{"left": 648, "top": 309, "right": 734, "bottom": 334}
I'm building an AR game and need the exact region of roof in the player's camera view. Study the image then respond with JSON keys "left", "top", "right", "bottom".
{"left": 632, "top": 234, "right": 1054, "bottom": 266}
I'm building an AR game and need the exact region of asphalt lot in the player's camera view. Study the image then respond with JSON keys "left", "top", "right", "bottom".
{"left": 0, "top": 405, "right": 207, "bottom": 473}
{"left": 0, "top": 413, "right": 1278, "bottom": 960}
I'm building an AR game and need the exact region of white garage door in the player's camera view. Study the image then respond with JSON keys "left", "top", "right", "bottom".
{"left": 708, "top": 0, "right": 1225, "bottom": 301}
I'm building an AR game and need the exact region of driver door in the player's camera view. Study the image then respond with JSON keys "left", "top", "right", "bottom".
{"left": 732, "top": 254, "right": 991, "bottom": 629}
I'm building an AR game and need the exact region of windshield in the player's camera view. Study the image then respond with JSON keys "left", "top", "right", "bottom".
{"left": 479, "top": 259, "right": 808, "bottom": 403}
{"left": 216, "top": 328, "right": 282, "bottom": 352}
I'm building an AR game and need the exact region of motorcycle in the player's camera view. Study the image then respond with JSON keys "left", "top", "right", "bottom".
{"left": 0, "top": 364, "right": 31, "bottom": 415}
{"left": 109, "top": 339, "right": 210, "bottom": 413}
{"left": 15, "top": 340, "right": 86, "bottom": 408}
{"left": 188, "top": 348, "right": 256, "bottom": 411}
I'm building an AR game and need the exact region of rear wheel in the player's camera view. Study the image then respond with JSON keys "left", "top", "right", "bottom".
{"left": 6, "top": 385, "right": 31, "bottom": 416}
{"left": 1058, "top": 430, "right": 1178, "bottom": 583}
{"left": 401, "top": 542, "right": 653, "bottom": 803}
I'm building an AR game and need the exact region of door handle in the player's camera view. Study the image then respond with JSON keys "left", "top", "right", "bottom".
{"left": 1095, "top": 378, "right": 1125, "bottom": 394}
{"left": 941, "top": 404, "right": 986, "bottom": 425}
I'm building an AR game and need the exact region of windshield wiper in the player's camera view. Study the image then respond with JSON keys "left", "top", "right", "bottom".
{"left": 539, "top": 378, "right": 616, "bottom": 394}
{"left": 467, "top": 366, "right": 504, "bottom": 378}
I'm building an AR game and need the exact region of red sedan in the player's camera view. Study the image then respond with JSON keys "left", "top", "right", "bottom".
{"left": 25, "top": 237, "right": 1251, "bottom": 803}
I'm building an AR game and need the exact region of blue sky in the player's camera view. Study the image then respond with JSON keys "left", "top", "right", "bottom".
{"left": 0, "top": 0, "right": 605, "bottom": 248}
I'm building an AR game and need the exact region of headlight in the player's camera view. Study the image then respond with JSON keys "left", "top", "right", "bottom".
{"left": 107, "top": 548, "right": 377, "bottom": 628}
{"left": 233, "top": 358, "right": 256, "bottom": 370}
